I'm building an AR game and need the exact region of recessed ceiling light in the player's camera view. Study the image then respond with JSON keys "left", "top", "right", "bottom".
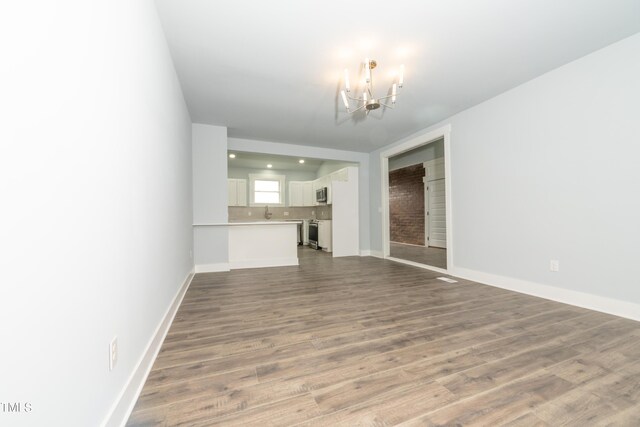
{"left": 267, "top": 164, "right": 273, "bottom": 168}
{"left": 229, "top": 153, "right": 236, "bottom": 159}
{"left": 299, "top": 159, "right": 305, "bottom": 164}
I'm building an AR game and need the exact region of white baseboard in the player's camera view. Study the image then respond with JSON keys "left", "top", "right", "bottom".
{"left": 102, "top": 269, "right": 195, "bottom": 427}
{"left": 229, "top": 257, "right": 298, "bottom": 270}
{"left": 361, "top": 250, "right": 384, "bottom": 258}
{"left": 386, "top": 256, "right": 449, "bottom": 275}
{"left": 390, "top": 241, "right": 427, "bottom": 248}
{"left": 195, "top": 262, "right": 230, "bottom": 273}
{"left": 453, "top": 267, "right": 640, "bottom": 322}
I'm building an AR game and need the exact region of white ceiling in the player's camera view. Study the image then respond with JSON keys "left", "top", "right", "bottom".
{"left": 155, "top": 0, "right": 640, "bottom": 153}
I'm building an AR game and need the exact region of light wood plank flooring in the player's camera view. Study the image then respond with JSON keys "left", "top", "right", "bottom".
{"left": 390, "top": 242, "right": 447, "bottom": 269}
{"left": 127, "top": 247, "right": 640, "bottom": 426}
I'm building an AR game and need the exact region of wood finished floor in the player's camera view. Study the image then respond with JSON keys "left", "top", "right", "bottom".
{"left": 127, "top": 247, "right": 640, "bottom": 426}
{"left": 390, "top": 242, "right": 447, "bottom": 269}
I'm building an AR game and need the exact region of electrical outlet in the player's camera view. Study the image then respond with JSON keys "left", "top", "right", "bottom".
{"left": 311, "top": 210, "right": 315, "bottom": 215}
{"left": 550, "top": 260, "right": 560, "bottom": 272}
{"left": 284, "top": 211, "right": 289, "bottom": 216}
{"left": 109, "top": 336, "right": 118, "bottom": 371}
{"left": 248, "top": 211, "right": 252, "bottom": 216}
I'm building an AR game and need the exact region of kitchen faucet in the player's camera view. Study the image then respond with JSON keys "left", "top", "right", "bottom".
{"left": 264, "top": 205, "right": 272, "bottom": 220}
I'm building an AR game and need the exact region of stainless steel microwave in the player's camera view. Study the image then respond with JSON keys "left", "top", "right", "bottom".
{"left": 316, "top": 187, "right": 327, "bottom": 203}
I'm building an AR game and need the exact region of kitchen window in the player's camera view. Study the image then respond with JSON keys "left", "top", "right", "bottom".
{"left": 249, "top": 174, "right": 285, "bottom": 206}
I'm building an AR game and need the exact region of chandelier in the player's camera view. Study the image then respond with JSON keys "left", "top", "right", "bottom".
{"left": 340, "top": 59, "right": 404, "bottom": 115}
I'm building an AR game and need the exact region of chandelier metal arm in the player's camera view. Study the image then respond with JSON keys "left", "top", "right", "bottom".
{"left": 345, "top": 93, "right": 363, "bottom": 101}
{"left": 349, "top": 104, "right": 367, "bottom": 114}
{"left": 340, "top": 59, "right": 404, "bottom": 115}
{"left": 346, "top": 93, "right": 394, "bottom": 103}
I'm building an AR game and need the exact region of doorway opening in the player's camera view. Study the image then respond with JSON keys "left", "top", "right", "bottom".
{"left": 381, "top": 125, "right": 452, "bottom": 273}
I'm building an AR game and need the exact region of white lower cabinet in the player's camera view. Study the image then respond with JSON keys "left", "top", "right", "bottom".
{"left": 318, "top": 220, "right": 332, "bottom": 252}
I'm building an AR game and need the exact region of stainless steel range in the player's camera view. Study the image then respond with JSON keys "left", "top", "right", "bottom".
{"left": 308, "top": 220, "right": 319, "bottom": 249}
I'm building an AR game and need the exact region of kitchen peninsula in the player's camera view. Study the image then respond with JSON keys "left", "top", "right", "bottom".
{"left": 192, "top": 221, "right": 299, "bottom": 271}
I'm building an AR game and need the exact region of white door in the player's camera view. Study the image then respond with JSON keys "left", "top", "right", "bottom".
{"left": 425, "top": 178, "right": 447, "bottom": 248}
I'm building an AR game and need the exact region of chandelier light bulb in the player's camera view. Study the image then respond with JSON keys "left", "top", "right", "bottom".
{"left": 344, "top": 69, "right": 350, "bottom": 92}
{"left": 392, "top": 83, "right": 397, "bottom": 104}
{"left": 341, "top": 90, "right": 349, "bottom": 110}
{"left": 399, "top": 64, "right": 404, "bottom": 88}
{"left": 364, "top": 58, "right": 371, "bottom": 83}
{"left": 363, "top": 91, "right": 367, "bottom": 103}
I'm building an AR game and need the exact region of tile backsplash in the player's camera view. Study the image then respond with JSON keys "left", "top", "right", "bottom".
{"left": 229, "top": 205, "right": 332, "bottom": 221}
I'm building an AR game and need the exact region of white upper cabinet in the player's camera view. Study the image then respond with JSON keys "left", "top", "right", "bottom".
{"left": 287, "top": 167, "right": 356, "bottom": 207}
{"left": 288, "top": 181, "right": 304, "bottom": 207}
{"left": 302, "top": 182, "right": 313, "bottom": 206}
{"left": 289, "top": 181, "right": 315, "bottom": 207}
{"left": 228, "top": 178, "right": 247, "bottom": 206}
{"left": 236, "top": 179, "right": 247, "bottom": 206}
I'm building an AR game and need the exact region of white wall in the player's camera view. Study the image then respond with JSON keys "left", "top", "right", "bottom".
{"left": 229, "top": 137, "right": 371, "bottom": 251}
{"left": 389, "top": 138, "right": 444, "bottom": 171}
{"left": 369, "top": 33, "right": 640, "bottom": 309}
{"left": 0, "top": 1, "right": 193, "bottom": 426}
{"left": 192, "top": 124, "right": 229, "bottom": 271}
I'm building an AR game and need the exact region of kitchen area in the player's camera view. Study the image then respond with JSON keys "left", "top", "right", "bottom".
{"left": 226, "top": 151, "right": 359, "bottom": 264}
{"left": 229, "top": 205, "right": 332, "bottom": 250}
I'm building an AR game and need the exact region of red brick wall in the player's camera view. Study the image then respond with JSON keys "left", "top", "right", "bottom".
{"left": 389, "top": 164, "right": 425, "bottom": 245}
